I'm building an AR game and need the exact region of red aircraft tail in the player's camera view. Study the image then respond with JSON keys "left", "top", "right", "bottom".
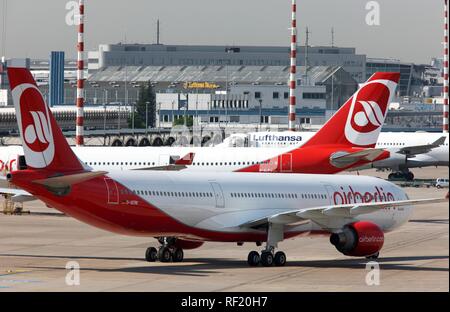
{"left": 7, "top": 67, "right": 84, "bottom": 173}
{"left": 302, "top": 72, "right": 400, "bottom": 148}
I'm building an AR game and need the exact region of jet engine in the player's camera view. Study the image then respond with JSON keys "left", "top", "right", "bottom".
{"left": 329, "top": 221, "right": 384, "bottom": 257}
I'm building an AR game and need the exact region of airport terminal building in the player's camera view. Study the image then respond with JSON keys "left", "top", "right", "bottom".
{"left": 88, "top": 44, "right": 367, "bottom": 83}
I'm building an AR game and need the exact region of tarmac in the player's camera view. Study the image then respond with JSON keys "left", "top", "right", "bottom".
{"left": 0, "top": 167, "right": 448, "bottom": 292}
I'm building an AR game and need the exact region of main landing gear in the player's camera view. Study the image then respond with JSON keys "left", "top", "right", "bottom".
{"left": 145, "top": 237, "right": 184, "bottom": 263}
{"left": 388, "top": 170, "right": 414, "bottom": 181}
{"left": 247, "top": 223, "right": 287, "bottom": 267}
{"left": 247, "top": 250, "right": 287, "bottom": 267}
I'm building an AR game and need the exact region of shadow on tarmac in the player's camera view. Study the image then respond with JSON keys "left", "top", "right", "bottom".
{"left": 1, "top": 254, "right": 448, "bottom": 277}
{"left": 409, "top": 219, "right": 449, "bottom": 224}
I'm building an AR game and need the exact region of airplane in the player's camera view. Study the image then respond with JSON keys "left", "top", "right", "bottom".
{"left": 219, "top": 131, "right": 449, "bottom": 180}
{"left": 2, "top": 67, "right": 446, "bottom": 266}
{"left": 0, "top": 72, "right": 400, "bottom": 177}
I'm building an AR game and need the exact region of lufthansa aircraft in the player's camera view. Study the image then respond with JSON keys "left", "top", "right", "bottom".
{"left": 220, "top": 131, "right": 449, "bottom": 180}
{"left": 0, "top": 72, "right": 400, "bottom": 177}
{"left": 2, "top": 67, "right": 446, "bottom": 266}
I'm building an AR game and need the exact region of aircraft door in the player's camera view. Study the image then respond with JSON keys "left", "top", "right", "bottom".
{"left": 159, "top": 154, "right": 169, "bottom": 166}
{"left": 104, "top": 177, "right": 119, "bottom": 204}
{"left": 280, "top": 153, "right": 292, "bottom": 172}
{"left": 323, "top": 184, "right": 337, "bottom": 205}
{"left": 210, "top": 182, "right": 225, "bottom": 208}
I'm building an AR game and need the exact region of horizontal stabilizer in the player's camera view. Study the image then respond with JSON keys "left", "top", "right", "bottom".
{"left": 173, "top": 153, "right": 195, "bottom": 165}
{"left": 32, "top": 171, "right": 107, "bottom": 189}
{"left": 330, "top": 148, "right": 387, "bottom": 168}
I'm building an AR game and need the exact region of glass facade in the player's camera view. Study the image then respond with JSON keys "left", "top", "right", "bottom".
{"left": 366, "top": 59, "right": 426, "bottom": 97}
{"left": 49, "top": 51, "right": 65, "bottom": 106}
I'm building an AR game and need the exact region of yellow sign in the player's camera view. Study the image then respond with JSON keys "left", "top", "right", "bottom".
{"left": 184, "top": 82, "right": 220, "bottom": 89}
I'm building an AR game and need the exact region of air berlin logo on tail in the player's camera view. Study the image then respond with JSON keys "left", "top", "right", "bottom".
{"left": 353, "top": 101, "right": 384, "bottom": 129}
{"left": 344, "top": 79, "right": 397, "bottom": 146}
{"left": 24, "top": 111, "right": 52, "bottom": 151}
{"left": 12, "top": 83, "right": 55, "bottom": 168}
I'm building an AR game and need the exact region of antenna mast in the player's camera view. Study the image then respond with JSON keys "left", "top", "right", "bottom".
{"left": 157, "top": 19, "right": 160, "bottom": 45}
{"left": 76, "top": 0, "right": 85, "bottom": 146}
{"left": 288, "top": 0, "right": 297, "bottom": 131}
{"left": 443, "top": 0, "right": 449, "bottom": 133}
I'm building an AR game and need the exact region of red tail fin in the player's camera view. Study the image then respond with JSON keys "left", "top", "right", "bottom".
{"left": 302, "top": 72, "right": 400, "bottom": 148}
{"left": 8, "top": 67, "right": 84, "bottom": 173}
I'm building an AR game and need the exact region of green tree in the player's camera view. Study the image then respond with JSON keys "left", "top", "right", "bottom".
{"left": 173, "top": 115, "right": 193, "bottom": 127}
{"left": 129, "top": 82, "right": 156, "bottom": 129}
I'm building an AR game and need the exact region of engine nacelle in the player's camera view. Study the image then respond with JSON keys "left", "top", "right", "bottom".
{"left": 330, "top": 221, "right": 384, "bottom": 257}
{"left": 174, "top": 239, "right": 204, "bottom": 250}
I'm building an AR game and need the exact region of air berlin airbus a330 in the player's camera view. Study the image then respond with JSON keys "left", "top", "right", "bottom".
{"left": 5, "top": 67, "right": 446, "bottom": 267}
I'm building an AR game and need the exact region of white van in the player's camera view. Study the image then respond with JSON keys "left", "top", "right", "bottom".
{"left": 435, "top": 178, "right": 449, "bottom": 189}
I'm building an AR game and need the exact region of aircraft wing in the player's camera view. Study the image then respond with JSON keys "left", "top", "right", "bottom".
{"left": 396, "top": 136, "right": 447, "bottom": 157}
{"left": 239, "top": 195, "right": 448, "bottom": 229}
{"left": 330, "top": 148, "right": 387, "bottom": 168}
{"left": 0, "top": 187, "right": 35, "bottom": 203}
{"left": 134, "top": 165, "right": 188, "bottom": 171}
{"left": 132, "top": 153, "right": 195, "bottom": 171}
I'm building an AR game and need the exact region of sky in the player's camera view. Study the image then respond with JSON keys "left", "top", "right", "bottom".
{"left": 0, "top": 0, "right": 445, "bottom": 64}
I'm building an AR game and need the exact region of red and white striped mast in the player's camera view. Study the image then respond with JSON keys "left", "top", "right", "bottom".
{"left": 76, "top": 0, "right": 85, "bottom": 146}
{"left": 288, "top": 0, "right": 297, "bottom": 131}
{"left": 443, "top": 0, "right": 449, "bottom": 133}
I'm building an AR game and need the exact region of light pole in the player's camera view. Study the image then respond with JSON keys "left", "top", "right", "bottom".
{"left": 145, "top": 101, "right": 150, "bottom": 134}
{"left": 132, "top": 101, "right": 136, "bottom": 134}
{"left": 115, "top": 88, "right": 121, "bottom": 131}
{"left": 258, "top": 99, "right": 263, "bottom": 130}
{"left": 158, "top": 102, "right": 161, "bottom": 129}
{"left": 103, "top": 103, "right": 107, "bottom": 145}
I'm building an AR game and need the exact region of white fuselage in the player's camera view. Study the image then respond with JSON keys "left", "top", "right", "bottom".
{"left": 1, "top": 132, "right": 447, "bottom": 175}
{"left": 104, "top": 171, "right": 412, "bottom": 235}
{"left": 221, "top": 131, "right": 450, "bottom": 170}
{"left": 0, "top": 145, "right": 291, "bottom": 173}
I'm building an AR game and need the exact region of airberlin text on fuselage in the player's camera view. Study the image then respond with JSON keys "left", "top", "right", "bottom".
{"left": 0, "top": 159, "right": 16, "bottom": 173}
{"left": 333, "top": 186, "right": 394, "bottom": 205}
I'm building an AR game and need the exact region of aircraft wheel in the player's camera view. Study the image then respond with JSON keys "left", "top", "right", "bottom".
{"left": 260, "top": 251, "right": 274, "bottom": 267}
{"left": 366, "top": 252, "right": 379, "bottom": 260}
{"left": 405, "top": 172, "right": 414, "bottom": 181}
{"left": 158, "top": 246, "right": 172, "bottom": 262}
{"left": 274, "top": 251, "right": 287, "bottom": 267}
{"left": 247, "top": 251, "right": 260, "bottom": 266}
{"left": 145, "top": 247, "right": 158, "bottom": 262}
{"left": 172, "top": 248, "right": 184, "bottom": 262}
